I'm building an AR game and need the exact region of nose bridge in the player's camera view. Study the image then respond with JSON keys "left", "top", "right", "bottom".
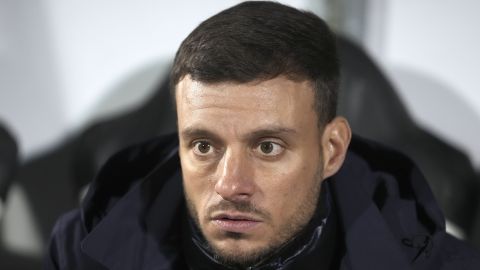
{"left": 214, "top": 146, "right": 255, "bottom": 201}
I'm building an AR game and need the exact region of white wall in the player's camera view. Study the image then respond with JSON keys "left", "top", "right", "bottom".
{"left": 365, "top": 0, "right": 480, "bottom": 167}
{"left": 0, "top": 1, "right": 67, "bottom": 158}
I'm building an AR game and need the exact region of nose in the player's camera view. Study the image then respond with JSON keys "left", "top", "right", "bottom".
{"left": 214, "top": 149, "right": 255, "bottom": 202}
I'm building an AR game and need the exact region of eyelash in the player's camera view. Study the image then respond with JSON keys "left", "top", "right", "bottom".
{"left": 254, "top": 141, "right": 284, "bottom": 156}
{"left": 192, "top": 140, "right": 215, "bottom": 156}
{"left": 190, "top": 139, "right": 285, "bottom": 158}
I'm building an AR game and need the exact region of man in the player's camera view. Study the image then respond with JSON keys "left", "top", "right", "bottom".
{"left": 46, "top": 1, "right": 480, "bottom": 269}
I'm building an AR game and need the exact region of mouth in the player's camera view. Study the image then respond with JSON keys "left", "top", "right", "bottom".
{"left": 211, "top": 212, "right": 262, "bottom": 233}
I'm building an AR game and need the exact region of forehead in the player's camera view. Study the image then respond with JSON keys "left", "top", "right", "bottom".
{"left": 175, "top": 76, "right": 318, "bottom": 134}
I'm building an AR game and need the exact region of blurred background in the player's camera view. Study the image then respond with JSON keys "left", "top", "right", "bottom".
{"left": 1, "top": 0, "right": 479, "bottom": 268}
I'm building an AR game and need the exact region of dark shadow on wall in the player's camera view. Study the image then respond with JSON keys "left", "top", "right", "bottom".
{"left": 0, "top": 123, "right": 41, "bottom": 270}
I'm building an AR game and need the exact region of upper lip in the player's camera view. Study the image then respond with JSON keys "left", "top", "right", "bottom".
{"left": 211, "top": 212, "right": 262, "bottom": 222}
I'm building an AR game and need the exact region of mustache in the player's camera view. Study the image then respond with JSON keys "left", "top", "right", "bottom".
{"left": 207, "top": 200, "right": 271, "bottom": 221}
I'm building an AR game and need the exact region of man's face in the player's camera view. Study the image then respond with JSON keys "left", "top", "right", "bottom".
{"left": 176, "top": 76, "right": 325, "bottom": 266}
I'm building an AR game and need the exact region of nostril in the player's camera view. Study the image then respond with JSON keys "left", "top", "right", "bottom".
{"left": 214, "top": 179, "right": 254, "bottom": 202}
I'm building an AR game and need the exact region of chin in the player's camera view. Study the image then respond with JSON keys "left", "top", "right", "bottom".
{"left": 208, "top": 237, "right": 275, "bottom": 267}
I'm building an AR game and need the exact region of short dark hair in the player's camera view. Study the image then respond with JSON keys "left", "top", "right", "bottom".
{"left": 171, "top": 1, "right": 339, "bottom": 126}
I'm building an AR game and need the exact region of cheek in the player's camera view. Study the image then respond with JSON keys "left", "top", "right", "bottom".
{"left": 257, "top": 149, "right": 319, "bottom": 191}
{"left": 180, "top": 157, "right": 215, "bottom": 218}
{"left": 180, "top": 156, "right": 219, "bottom": 222}
{"left": 257, "top": 161, "right": 319, "bottom": 215}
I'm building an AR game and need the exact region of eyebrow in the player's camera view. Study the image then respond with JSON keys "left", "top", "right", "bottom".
{"left": 180, "top": 126, "right": 297, "bottom": 143}
{"left": 242, "top": 127, "right": 297, "bottom": 141}
{"left": 180, "top": 127, "right": 222, "bottom": 142}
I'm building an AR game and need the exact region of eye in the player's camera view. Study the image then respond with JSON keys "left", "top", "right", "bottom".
{"left": 256, "top": 141, "right": 284, "bottom": 156}
{"left": 192, "top": 141, "right": 214, "bottom": 156}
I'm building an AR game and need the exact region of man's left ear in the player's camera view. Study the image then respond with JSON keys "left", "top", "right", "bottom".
{"left": 321, "top": 116, "right": 352, "bottom": 179}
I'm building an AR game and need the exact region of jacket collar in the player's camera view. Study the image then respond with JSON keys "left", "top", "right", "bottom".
{"left": 332, "top": 155, "right": 412, "bottom": 270}
{"left": 330, "top": 136, "right": 446, "bottom": 270}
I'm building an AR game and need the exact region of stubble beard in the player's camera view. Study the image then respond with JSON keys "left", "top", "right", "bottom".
{"left": 184, "top": 168, "right": 323, "bottom": 269}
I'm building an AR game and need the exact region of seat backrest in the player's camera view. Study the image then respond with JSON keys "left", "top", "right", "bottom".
{"left": 337, "top": 36, "right": 480, "bottom": 240}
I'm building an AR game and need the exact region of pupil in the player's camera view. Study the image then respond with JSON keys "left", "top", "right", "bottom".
{"left": 198, "top": 142, "right": 210, "bottom": 153}
{"left": 261, "top": 142, "right": 273, "bottom": 153}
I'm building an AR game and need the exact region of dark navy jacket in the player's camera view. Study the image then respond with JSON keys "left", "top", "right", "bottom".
{"left": 46, "top": 134, "right": 480, "bottom": 269}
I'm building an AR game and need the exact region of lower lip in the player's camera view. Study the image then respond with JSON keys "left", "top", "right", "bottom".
{"left": 213, "top": 219, "right": 261, "bottom": 233}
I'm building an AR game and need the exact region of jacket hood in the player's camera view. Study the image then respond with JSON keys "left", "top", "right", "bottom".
{"left": 80, "top": 133, "right": 180, "bottom": 233}
{"left": 329, "top": 135, "right": 446, "bottom": 269}
{"left": 77, "top": 134, "right": 448, "bottom": 269}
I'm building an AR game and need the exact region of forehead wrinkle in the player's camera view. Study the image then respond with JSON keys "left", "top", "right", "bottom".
{"left": 186, "top": 103, "right": 274, "bottom": 113}
{"left": 183, "top": 91, "right": 277, "bottom": 112}
{"left": 185, "top": 78, "right": 279, "bottom": 97}
{"left": 177, "top": 76, "right": 314, "bottom": 115}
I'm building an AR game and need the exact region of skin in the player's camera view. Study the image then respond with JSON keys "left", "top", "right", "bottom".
{"left": 176, "top": 75, "right": 351, "bottom": 267}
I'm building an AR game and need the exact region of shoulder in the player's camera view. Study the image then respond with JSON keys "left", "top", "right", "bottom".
{"left": 47, "top": 210, "right": 110, "bottom": 270}
{"left": 46, "top": 134, "right": 180, "bottom": 269}
{"left": 437, "top": 234, "right": 480, "bottom": 270}
{"left": 46, "top": 210, "right": 86, "bottom": 269}
{"left": 50, "top": 209, "right": 84, "bottom": 239}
